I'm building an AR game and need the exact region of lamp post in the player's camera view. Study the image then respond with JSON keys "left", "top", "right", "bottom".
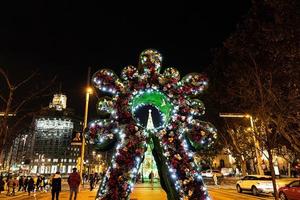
{"left": 79, "top": 87, "right": 93, "bottom": 178}
{"left": 219, "top": 113, "right": 264, "bottom": 175}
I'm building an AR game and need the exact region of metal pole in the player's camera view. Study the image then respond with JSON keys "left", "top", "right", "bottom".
{"left": 249, "top": 116, "right": 264, "bottom": 175}
{"left": 80, "top": 91, "right": 90, "bottom": 178}
{"left": 79, "top": 67, "right": 92, "bottom": 181}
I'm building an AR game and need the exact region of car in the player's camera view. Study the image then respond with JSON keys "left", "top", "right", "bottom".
{"left": 201, "top": 169, "right": 223, "bottom": 178}
{"left": 236, "top": 175, "right": 274, "bottom": 195}
{"left": 278, "top": 180, "right": 300, "bottom": 200}
{"left": 221, "top": 168, "right": 234, "bottom": 176}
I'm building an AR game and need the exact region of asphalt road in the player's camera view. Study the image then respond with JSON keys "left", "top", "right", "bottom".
{"left": 208, "top": 187, "right": 273, "bottom": 200}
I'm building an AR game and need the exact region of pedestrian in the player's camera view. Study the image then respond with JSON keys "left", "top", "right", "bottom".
{"left": 149, "top": 171, "right": 154, "bottom": 190}
{"left": 27, "top": 177, "right": 35, "bottom": 196}
{"left": 24, "top": 176, "right": 28, "bottom": 192}
{"left": 213, "top": 173, "right": 218, "bottom": 186}
{"left": 68, "top": 167, "right": 81, "bottom": 200}
{"left": 40, "top": 176, "right": 45, "bottom": 191}
{"left": 18, "top": 176, "right": 24, "bottom": 191}
{"left": 12, "top": 177, "right": 19, "bottom": 196}
{"left": 45, "top": 176, "right": 50, "bottom": 192}
{"left": 136, "top": 173, "right": 140, "bottom": 183}
{"left": 51, "top": 172, "right": 62, "bottom": 200}
{"left": 95, "top": 173, "right": 100, "bottom": 184}
{"left": 0, "top": 176, "right": 4, "bottom": 194}
{"left": 89, "top": 174, "right": 95, "bottom": 191}
{"left": 85, "top": 173, "right": 89, "bottom": 183}
{"left": 6, "top": 177, "right": 13, "bottom": 196}
{"left": 36, "top": 176, "right": 41, "bottom": 191}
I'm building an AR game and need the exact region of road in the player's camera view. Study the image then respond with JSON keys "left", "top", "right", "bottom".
{"left": 0, "top": 185, "right": 274, "bottom": 200}
{"left": 208, "top": 187, "right": 273, "bottom": 200}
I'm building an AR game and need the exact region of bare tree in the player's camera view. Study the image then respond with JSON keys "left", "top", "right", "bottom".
{"left": 207, "top": 0, "right": 299, "bottom": 199}
{"left": 227, "top": 126, "right": 256, "bottom": 176}
{"left": 0, "top": 67, "right": 55, "bottom": 166}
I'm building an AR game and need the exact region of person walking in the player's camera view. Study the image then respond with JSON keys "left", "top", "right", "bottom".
{"left": 68, "top": 168, "right": 81, "bottom": 200}
{"left": 36, "top": 176, "right": 41, "bottom": 191}
{"left": 12, "top": 177, "right": 19, "bottom": 196}
{"left": 51, "top": 172, "right": 62, "bottom": 200}
{"left": 95, "top": 173, "right": 100, "bottom": 184}
{"left": 24, "top": 177, "right": 28, "bottom": 192}
{"left": 0, "top": 176, "right": 4, "bottom": 194}
{"left": 89, "top": 174, "right": 95, "bottom": 191}
{"left": 149, "top": 171, "right": 154, "bottom": 190}
{"left": 18, "top": 176, "right": 24, "bottom": 191}
{"left": 213, "top": 173, "right": 218, "bottom": 186}
{"left": 40, "top": 176, "right": 45, "bottom": 192}
{"left": 6, "top": 177, "right": 13, "bottom": 196}
{"left": 27, "top": 177, "right": 35, "bottom": 196}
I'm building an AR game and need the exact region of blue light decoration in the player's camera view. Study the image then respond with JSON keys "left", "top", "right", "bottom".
{"left": 88, "top": 49, "right": 217, "bottom": 200}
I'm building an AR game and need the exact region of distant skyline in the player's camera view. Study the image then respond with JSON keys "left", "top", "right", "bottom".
{"left": 0, "top": 1, "right": 251, "bottom": 118}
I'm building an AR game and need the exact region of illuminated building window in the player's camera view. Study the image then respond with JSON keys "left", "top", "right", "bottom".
{"left": 49, "top": 94, "right": 67, "bottom": 111}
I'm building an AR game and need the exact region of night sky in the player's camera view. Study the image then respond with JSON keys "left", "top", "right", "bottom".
{"left": 0, "top": 1, "right": 251, "bottom": 118}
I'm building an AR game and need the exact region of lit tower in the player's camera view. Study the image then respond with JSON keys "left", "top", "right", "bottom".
{"left": 140, "top": 109, "right": 157, "bottom": 181}
{"left": 146, "top": 109, "right": 155, "bottom": 131}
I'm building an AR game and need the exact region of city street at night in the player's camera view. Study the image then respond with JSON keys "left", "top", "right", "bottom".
{"left": 0, "top": 0, "right": 298, "bottom": 200}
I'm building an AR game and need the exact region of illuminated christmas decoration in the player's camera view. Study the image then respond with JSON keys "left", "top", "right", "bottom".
{"left": 88, "top": 49, "right": 217, "bottom": 200}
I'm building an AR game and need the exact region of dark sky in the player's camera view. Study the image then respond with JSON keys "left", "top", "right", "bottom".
{"left": 0, "top": 1, "right": 251, "bottom": 118}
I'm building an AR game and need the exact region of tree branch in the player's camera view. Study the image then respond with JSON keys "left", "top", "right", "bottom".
{"left": 12, "top": 76, "right": 56, "bottom": 113}
{"left": 0, "top": 67, "right": 12, "bottom": 89}
{"left": 14, "top": 70, "right": 38, "bottom": 90}
{"left": 0, "top": 94, "right": 7, "bottom": 103}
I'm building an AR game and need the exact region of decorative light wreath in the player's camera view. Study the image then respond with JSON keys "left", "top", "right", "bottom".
{"left": 88, "top": 49, "right": 217, "bottom": 200}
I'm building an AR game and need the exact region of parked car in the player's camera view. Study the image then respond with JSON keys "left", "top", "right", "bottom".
{"left": 221, "top": 168, "right": 234, "bottom": 176}
{"left": 278, "top": 180, "right": 300, "bottom": 200}
{"left": 201, "top": 169, "right": 223, "bottom": 178}
{"left": 236, "top": 175, "right": 273, "bottom": 195}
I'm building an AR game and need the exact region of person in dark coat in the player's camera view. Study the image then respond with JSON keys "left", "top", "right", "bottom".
{"left": 89, "top": 174, "right": 95, "bottom": 191}
{"left": 27, "top": 177, "right": 35, "bottom": 196}
{"left": 0, "top": 176, "right": 4, "bottom": 194}
{"left": 51, "top": 172, "right": 62, "bottom": 200}
{"left": 36, "top": 176, "right": 41, "bottom": 191}
{"left": 18, "top": 176, "right": 24, "bottom": 191}
{"left": 24, "top": 177, "right": 28, "bottom": 192}
{"left": 68, "top": 168, "right": 81, "bottom": 200}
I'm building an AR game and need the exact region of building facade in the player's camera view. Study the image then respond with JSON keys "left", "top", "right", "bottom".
{"left": 30, "top": 94, "right": 82, "bottom": 175}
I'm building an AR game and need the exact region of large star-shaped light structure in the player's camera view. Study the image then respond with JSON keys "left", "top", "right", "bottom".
{"left": 88, "top": 49, "right": 217, "bottom": 200}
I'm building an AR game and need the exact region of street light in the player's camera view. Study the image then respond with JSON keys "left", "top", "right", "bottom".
{"left": 219, "top": 113, "right": 264, "bottom": 175}
{"left": 79, "top": 86, "right": 93, "bottom": 178}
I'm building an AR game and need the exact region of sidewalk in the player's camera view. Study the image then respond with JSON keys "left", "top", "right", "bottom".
{"left": 0, "top": 183, "right": 166, "bottom": 200}
{"left": 0, "top": 183, "right": 91, "bottom": 199}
